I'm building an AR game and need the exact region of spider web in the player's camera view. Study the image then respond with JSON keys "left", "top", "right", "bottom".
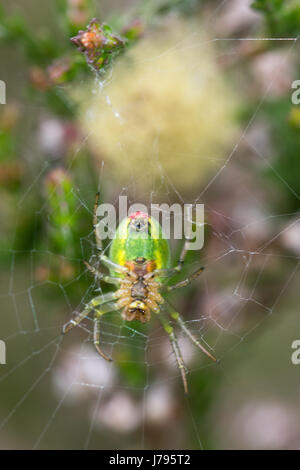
{"left": 1, "top": 1, "right": 300, "bottom": 450}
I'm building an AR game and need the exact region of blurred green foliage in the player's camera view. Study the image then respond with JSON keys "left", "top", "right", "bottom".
{"left": 263, "top": 100, "right": 300, "bottom": 212}
{"left": 45, "top": 168, "right": 79, "bottom": 256}
{"left": 246, "top": 1, "right": 300, "bottom": 212}
{"left": 252, "top": 0, "right": 300, "bottom": 36}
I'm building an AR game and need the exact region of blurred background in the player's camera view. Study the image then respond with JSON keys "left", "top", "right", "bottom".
{"left": 0, "top": 0, "right": 300, "bottom": 450}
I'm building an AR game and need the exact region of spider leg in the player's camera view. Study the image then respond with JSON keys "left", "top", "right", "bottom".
{"left": 176, "top": 235, "right": 194, "bottom": 271}
{"left": 154, "top": 233, "right": 197, "bottom": 281}
{"left": 93, "top": 301, "right": 120, "bottom": 361}
{"left": 62, "top": 292, "right": 117, "bottom": 334}
{"left": 159, "top": 313, "right": 189, "bottom": 394}
{"left": 100, "top": 256, "right": 128, "bottom": 274}
{"left": 84, "top": 261, "right": 122, "bottom": 286}
{"left": 93, "top": 192, "right": 128, "bottom": 275}
{"left": 163, "top": 266, "right": 204, "bottom": 292}
{"left": 167, "top": 304, "right": 220, "bottom": 364}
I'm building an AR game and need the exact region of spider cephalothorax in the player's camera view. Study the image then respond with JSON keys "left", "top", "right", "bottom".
{"left": 62, "top": 194, "right": 219, "bottom": 394}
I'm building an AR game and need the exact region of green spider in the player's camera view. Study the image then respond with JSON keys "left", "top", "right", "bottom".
{"left": 62, "top": 193, "right": 219, "bottom": 393}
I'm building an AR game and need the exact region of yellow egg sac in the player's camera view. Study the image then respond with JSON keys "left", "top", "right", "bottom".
{"left": 81, "top": 19, "right": 239, "bottom": 197}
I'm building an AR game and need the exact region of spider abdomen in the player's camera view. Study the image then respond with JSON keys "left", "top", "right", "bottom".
{"left": 109, "top": 212, "right": 171, "bottom": 276}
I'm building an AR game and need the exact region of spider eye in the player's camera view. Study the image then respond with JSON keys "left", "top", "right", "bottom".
{"left": 128, "top": 212, "right": 150, "bottom": 234}
{"left": 135, "top": 219, "right": 147, "bottom": 232}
